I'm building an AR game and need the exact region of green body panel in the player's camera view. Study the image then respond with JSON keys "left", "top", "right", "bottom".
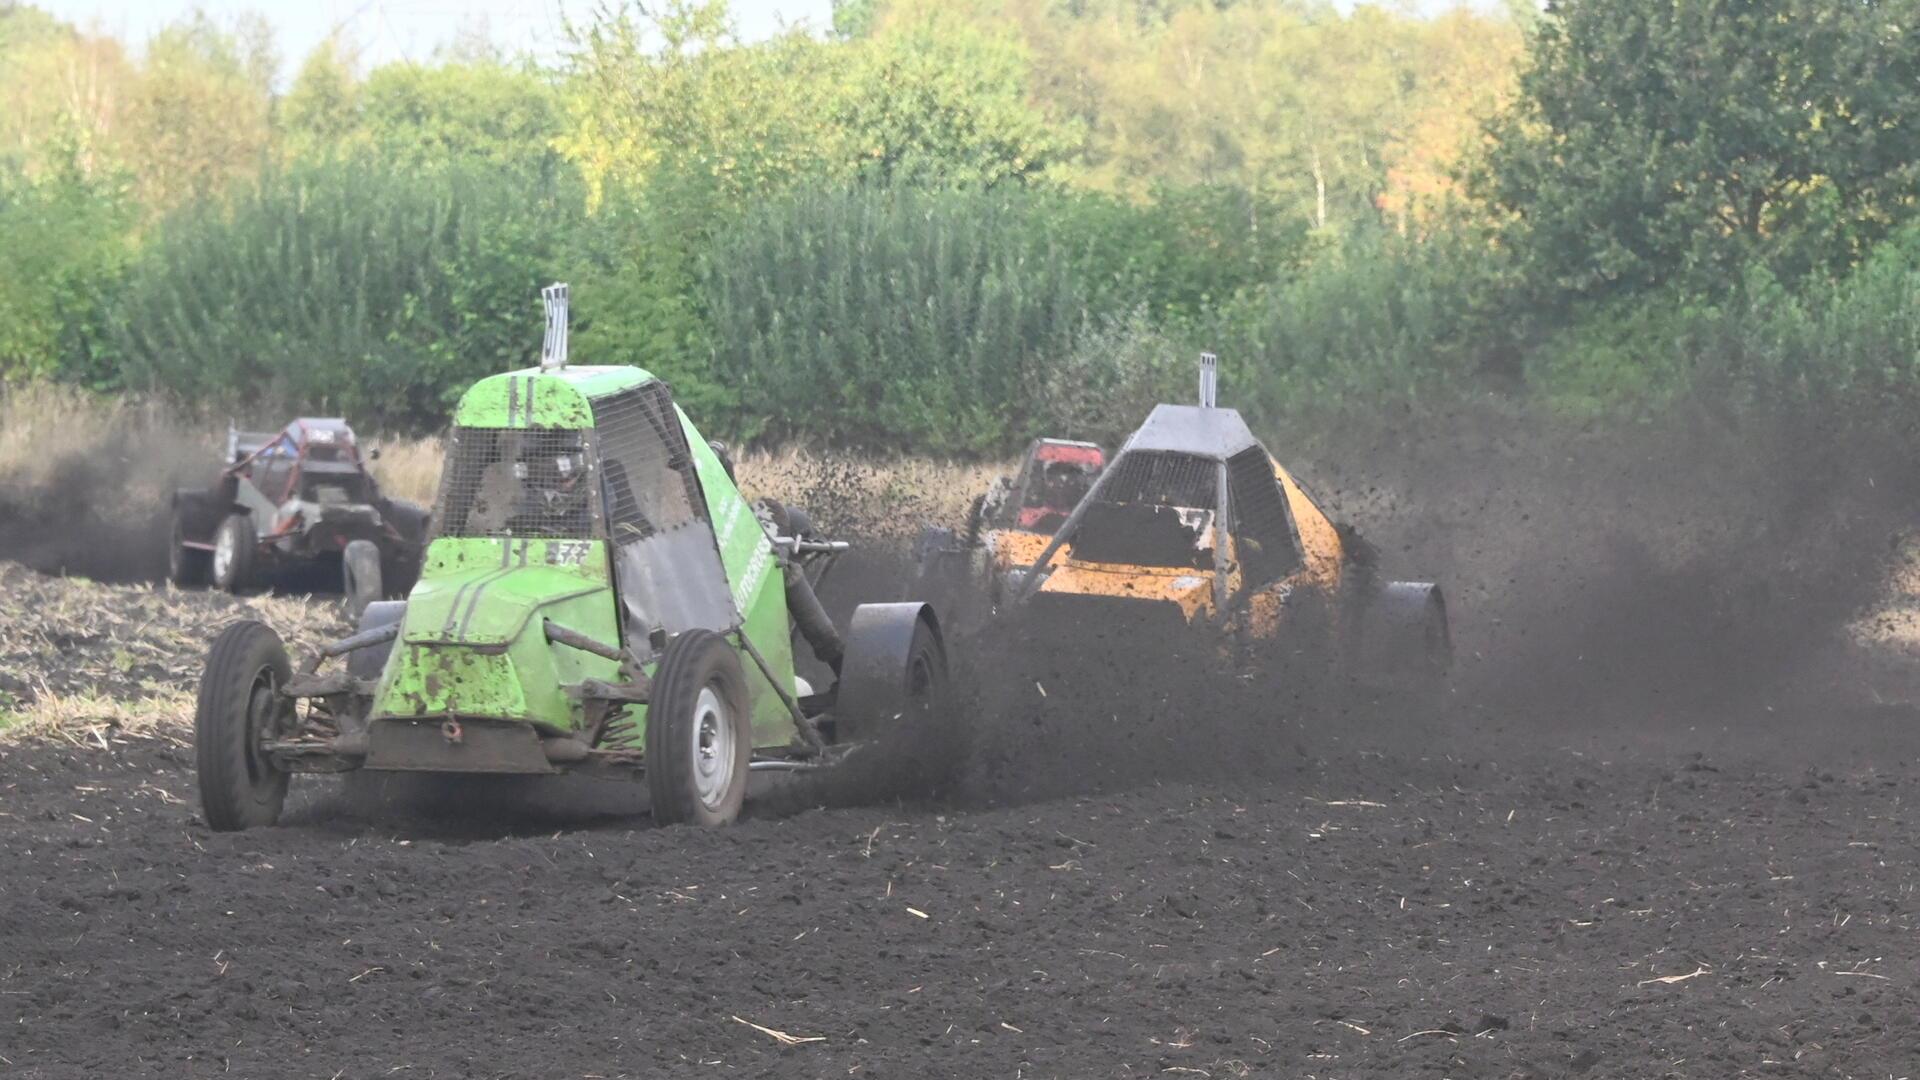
{"left": 377, "top": 363, "right": 804, "bottom": 757}
{"left": 375, "top": 536, "right": 622, "bottom": 731}
{"left": 452, "top": 365, "right": 653, "bottom": 428}
{"left": 685, "top": 428, "right": 796, "bottom": 747}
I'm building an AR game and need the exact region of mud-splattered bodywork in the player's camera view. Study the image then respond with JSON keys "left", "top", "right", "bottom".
{"left": 1017, "top": 404, "right": 1353, "bottom": 645}
{"left": 365, "top": 366, "right": 797, "bottom": 760}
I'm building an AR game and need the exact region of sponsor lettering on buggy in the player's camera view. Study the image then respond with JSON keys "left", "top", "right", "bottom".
{"left": 731, "top": 537, "right": 773, "bottom": 615}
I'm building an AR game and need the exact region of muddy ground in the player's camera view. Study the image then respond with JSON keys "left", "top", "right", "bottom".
{"left": 6, "top": 665, "right": 1920, "bottom": 1077}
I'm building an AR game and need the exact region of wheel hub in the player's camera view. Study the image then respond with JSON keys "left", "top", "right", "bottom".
{"left": 213, "top": 528, "right": 234, "bottom": 581}
{"left": 244, "top": 674, "right": 279, "bottom": 785}
{"left": 691, "top": 684, "right": 735, "bottom": 810}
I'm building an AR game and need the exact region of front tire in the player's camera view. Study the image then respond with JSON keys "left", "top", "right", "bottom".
{"left": 211, "top": 514, "right": 257, "bottom": 593}
{"left": 645, "top": 629, "right": 752, "bottom": 827}
{"left": 342, "top": 540, "right": 383, "bottom": 619}
{"left": 195, "top": 620, "right": 293, "bottom": 831}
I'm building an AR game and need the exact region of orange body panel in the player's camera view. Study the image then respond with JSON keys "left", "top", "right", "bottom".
{"left": 1022, "top": 454, "right": 1348, "bottom": 645}
{"left": 984, "top": 528, "right": 1054, "bottom": 576}
{"left": 1276, "top": 464, "right": 1344, "bottom": 590}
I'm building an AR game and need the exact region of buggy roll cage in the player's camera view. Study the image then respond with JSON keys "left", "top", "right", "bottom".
{"left": 1011, "top": 353, "right": 1278, "bottom": 615}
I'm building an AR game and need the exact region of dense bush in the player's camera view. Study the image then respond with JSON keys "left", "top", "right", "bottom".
{"left": 700, "top": 184, "right": 1310, "bottom": 449}
{"left": 0, "top": 149, "right": 135, "bottom": 385}
{"left": 14, "top": 0, "right": 1920, "bottom": 464}
{"left": 109, "top": 162, "right": 582, "bottom": 430}
{"left": 702, "top": 186, "right": 1091, "bottom": 450}
{"left": 1208, "top": 224, "right": 1509, "bottom": 425}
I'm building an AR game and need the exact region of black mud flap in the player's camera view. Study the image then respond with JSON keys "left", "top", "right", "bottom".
{"left": 364, "top": 719, "right": 557, "bottom": 774}
{"left": 1356, "top": 581, "right": 1451, "bottom": 683}
{"left": 834, "top": 602, "right": 947, "bottom": 744}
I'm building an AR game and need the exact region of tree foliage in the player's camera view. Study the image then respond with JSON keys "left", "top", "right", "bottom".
{"left": 0, "top": 139, "right": 134, "bottom": 382}
{"left": 13, "top": 0, "right": 1920, "bottom": 455}
{"left": 1482, "top": 0, "right": 1920, "bottom": 297}
{"left": 559, "top": 0, "right": 1066, "bottom": 216}
{"left": 998, "top": 0, "right": 1523, "bottom": 230}
{"left": 120, "top": 12, "right": 277, "bottom": 209}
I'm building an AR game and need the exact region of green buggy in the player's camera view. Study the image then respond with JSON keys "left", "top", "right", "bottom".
{"left": 194, "top": 285, "right": 948, "bottom": 829}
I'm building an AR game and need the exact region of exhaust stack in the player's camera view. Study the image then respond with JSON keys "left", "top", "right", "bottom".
{"left": 1198, "top": 351, "right": 1218, "bottom": 408}
{"left": 540, "top": 283, "right": 570, "bottom": 370}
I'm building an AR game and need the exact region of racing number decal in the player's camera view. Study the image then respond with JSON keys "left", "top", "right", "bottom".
{"left": 547, "top": 540, "right": 592, "bottom": 566}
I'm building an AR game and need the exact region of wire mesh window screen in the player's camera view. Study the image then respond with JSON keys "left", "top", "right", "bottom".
{"left": 589, "top": 383, "right": 705, "bottom": 544}
{"left": 1227, "top": 447, "right": 1300, "bottom": 585}
{"left": 434, "top": 427, "right": 598, "bottom": 539}
{"left": 1098, "top": 451, "right": 1218, "bottom": 509}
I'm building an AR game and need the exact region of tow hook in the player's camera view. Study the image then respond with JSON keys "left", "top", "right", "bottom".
{"left": 441, "top": 717, "right": 464, "bottom": 744}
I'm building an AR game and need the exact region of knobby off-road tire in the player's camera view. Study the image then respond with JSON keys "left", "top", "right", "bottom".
{"left": 342, "top": 540, "right": 383, "bottom": 620}
{"left": 168, "top": 509, "right": 211, "bottom": 587}
{"left": 195, "top": 620, "right": 293, "bottom": 831}
{"left": 212, "top": 514, "right": 257, "bottom": 593}
{"left": 645, "top": 629, "right": 752, "bottom": 827}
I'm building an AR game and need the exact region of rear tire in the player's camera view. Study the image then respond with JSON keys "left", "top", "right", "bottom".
{"left": 211, "top": 514, "right": 257, "bottom": 593}
{"left": 645, "top": 629, "right": 751, "bottom": 827}
{"left": 195, "top": 620, "right": 292, "bottom": 831}
{"left": 168, "top": 509, "right": 210, "bottom": 587}
{"left": 342, "top": 540, "right": 383, "bottom": 619}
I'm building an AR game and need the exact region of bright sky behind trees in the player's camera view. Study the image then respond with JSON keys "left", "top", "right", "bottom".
{"left": 36, "top": 0, "right": 837, "bottom": 78}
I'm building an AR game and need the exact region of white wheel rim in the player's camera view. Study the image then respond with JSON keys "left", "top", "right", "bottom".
{"left": 213, "top": 525, "right": 235, "bottom": 582}
{"left": 691, "top": 684, "right": 736, "bottom": 810}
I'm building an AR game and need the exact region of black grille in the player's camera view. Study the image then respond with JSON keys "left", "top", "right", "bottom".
{"left": 1099, "top": 451, "right": 1218, "bottom": 509}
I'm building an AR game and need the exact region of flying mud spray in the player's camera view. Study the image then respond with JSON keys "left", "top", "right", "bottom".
{"left": 1, "top": 397, "right": 1914, "bottom": 820}
{"left": 788, "top": 400, "right": 1920, "bottom": 813}
{"left": 0, "top": 405, "right": 208, "bottom": 584}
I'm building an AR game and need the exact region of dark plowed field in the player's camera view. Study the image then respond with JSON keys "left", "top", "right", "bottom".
{"left": 6, "top": 703, "right": 1919, "bottom": 1079}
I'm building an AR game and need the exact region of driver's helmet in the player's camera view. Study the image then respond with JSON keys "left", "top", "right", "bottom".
{"left": 514, "top": 436, "right": 589, "bottom": 514}
{"left": 1039, "top": 460, "right": 1089, "bottom": 500}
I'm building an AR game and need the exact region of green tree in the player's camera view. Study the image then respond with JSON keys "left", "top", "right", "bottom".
{"left": 832, "top": 7, "right": 1071, "bottom": 188}
{"left": 281, "top": 37, "right": 361, "bottom": 162}
{"left": 561, "top": 1, "right": 839, "bottom": 212}
{"left": 121, "top": 12, "right": 277, "bottom": 208}
{"left": 1481, "top": 0, "right": 1920, "bottom": 297}
{"left": 359, "top": 60, "right": 564, "bottom": 178}
{"left": 0, "top": 7, "right": 133, "bottom": 181}
{"left": 560, "top": 0, "right": 1070, "bottom": 213}
{"left": 990, "top": 0, "right": 1522, "bottom": 230}
{"left": 0, "top": 132, "right": 135, "bottom": 382}
{"left": 831, "top": 0, "right": 880, "bottom": 38}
